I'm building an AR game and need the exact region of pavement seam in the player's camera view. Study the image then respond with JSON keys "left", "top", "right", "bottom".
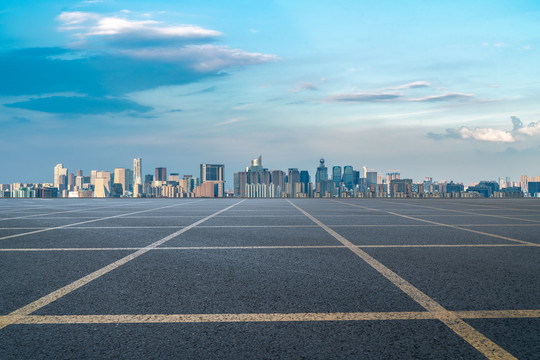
{"left": 287, "top": 200, "right": 518, "bottom": 360}
{"left": 0, "top": 200, "right": 246, "bottom": 331}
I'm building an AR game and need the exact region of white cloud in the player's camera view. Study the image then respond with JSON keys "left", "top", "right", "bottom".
{"left": 409, "top": 92, "right": 474, "bottom": 102}
{"left": 429, "top": 117, "right": 540, "bottom": 143}
{"left": 57, "top": 11, "right": 221, "bottom": 42}
{"left": 516, "top": 122, "right": 540, "bottom": 136}
{"left": 122, "top": 45, "right": 278, "bottom": 71}
{"left": 328, "top": 91, "right": 474, "bottom": 103}
{"left": 458, "top": 127, "right": 515, "bottom": 142}
{"left": 329, "top": 92, "right": 402, "bottom": 102}
{"left": 55, "top": 11, "right": 278, "bottom": 72}
{"left": 393, "top": 81, "right": 431, "bottom": 90}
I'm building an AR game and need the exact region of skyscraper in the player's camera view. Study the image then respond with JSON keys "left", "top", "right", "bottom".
{"left": 53, "top": 164, "right": 68, "bottom": 192}
{"left": 287, "top": 168, "right": 300, "bottom": 197}
{"left": 114, "top": 168, "right": 127, "bottom": 195}
{"left": 366, "top": 171, "right": 378, "bottom": 187}
{"left": 155, "top": 167, "right": 167, "bottom": 182}
{"left": 343, "top": 166, "right": 354, "bottom": 190}
{"left": 133, "top": 158, "right": 142, "bottom": 185}
{"left": 315, "top": 158, "right": 328, "bottom": 184}
{"left": 332, "top": 166, "right": 342, "bottom": 185}
{"left": 300, "top": 170, "right": 311, "bottom": 195}
{"left": 200, "top": 164, "right": 224, "bottom": 182}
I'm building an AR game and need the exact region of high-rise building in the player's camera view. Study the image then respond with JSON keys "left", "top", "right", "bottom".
{"left": 67, "top": 172, "right": 75, "bottom": 191}
{"left": 270, "top": 170, "right": 285, "bottom": 197}
{"left": 300, "top": 170, "right": 310, "bottom": 189}
{"left": 168, "top": 173, "right": 180, "bottom": 182}
{"left": 343, "top": 166, "right": 354, "bottom": 190}
{"left": 114, "top": 168, "right": 127, "bottom": 195}
{"left": 200, "top": 164, "right": 224, "bottom": 182}
{"left": 366, "top": 171, "right": 378, "bottom": 187}
{"left": 249, "top": 156, "right": 263, "bottom": 172}
{"left": 315, "top": 158, "right": 328, "bottom": 184}
{"left": 94, "top": 171, "right": 111, "bottom": 198}
{"left": 287, "top": 168, "right": 300, "bottom": 197}
{"left": 234, "top": 156, "right": 273, "bottom": 197}
{"left": 133, "top": 158, "right": 142, "bottom": 185}
{"left": 332, "top": 166, "right": 342, "bottom": 185}
{"left": 53, "top": 164, "right": 68, "bottom": 192}
{"left": 90, "top": 170, "right": 97, "bottom": 185}
{"left": 155, "top": 167, "right": 167, "bottom": 182}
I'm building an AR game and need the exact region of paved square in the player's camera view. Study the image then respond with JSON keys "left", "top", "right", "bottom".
{"left": 0, "top": 198, "right": 538, "bottom": 359}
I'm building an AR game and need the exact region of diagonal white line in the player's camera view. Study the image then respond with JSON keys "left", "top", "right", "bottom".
{"left": 287, "top": 200, "right": 518, "bottom": 360}
{"left": 0, "top": 199, "right": 246, "bottom": 330}
{"left": 0, "top": 200, "right": 205, "bottom": 241}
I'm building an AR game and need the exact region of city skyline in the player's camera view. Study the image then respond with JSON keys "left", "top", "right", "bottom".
{"left": 1, "top": 1, "right": 540, "bottom": 184}
{"left": 1, "top": 154, "right": 539, "bottom": 190}
{"left": 2, "top": 155, "right": 540, "bottom": 199}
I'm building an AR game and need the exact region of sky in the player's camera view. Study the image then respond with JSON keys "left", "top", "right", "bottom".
{"left": 1, "top": 0, "right": 539, "bottom": 187}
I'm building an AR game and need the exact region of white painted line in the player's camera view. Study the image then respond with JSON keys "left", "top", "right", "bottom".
{"left": 1, "top": 309, "right": 538, "bottom": 326}
{"left": 288, "top": 200, "right": 518, "bottom": 360}
{"left": 385, "top": 200, "right": 540, "bottom": 224}
{"left": 0, "top": 202, "right": 139, "bottom": 221}
{"left": 0, "top": 200, "right": 246, "bottom": 331}
{"left": 0, "top": 243, "right": 529, "bottom": 252}
{"left": 0, "top": 200, "right": 205, "bottom": 241}
{"left": 335, "top": 200, "right": 539, "bottom": 247}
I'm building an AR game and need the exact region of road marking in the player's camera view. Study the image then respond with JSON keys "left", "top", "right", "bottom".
{"left": 0, "top": 201, "right": 204, "bottom": 241}
{"left": 384, "top": 200, "right": 540, "bottom": 224}
{"left": 0, "top": 200, "right": 246, "bottom": 331}
{"left": 288, "top": 200, "right": 518, "bottom": 360}
{"left": 0, "top": 201, "right": 143, "bottom": 221}
{"left": 1, "top": 309, "right": 538, "bottom": 326}
{"left": 334, "top": 200, "right": 539, "bottom": 247}
{"left": 4, "top": 223, "right": 537, "bottom": 230}
{"left": 454, "top": 310, "right": 540, "bottom": 319}
{"left": 0, "top": 243, "right": 530, "bottom": 252}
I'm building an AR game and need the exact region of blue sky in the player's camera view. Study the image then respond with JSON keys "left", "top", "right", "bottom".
{"left": 1, "top": 0, "right": 539, "bottom": 186}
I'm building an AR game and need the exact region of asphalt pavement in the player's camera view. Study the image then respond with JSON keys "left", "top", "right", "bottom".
{"left": 0, "top": 198, "right": 538, "bottom": 359}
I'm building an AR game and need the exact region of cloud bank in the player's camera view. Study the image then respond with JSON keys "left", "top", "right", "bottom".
{"left": 427, "top": 116, "right": 540, "bottom": 143}
{"left": 328, "top": 81, "right": 474, "bottom": 103}
{"left": 0, "top": 11, "right": 278, "bottom": 115}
